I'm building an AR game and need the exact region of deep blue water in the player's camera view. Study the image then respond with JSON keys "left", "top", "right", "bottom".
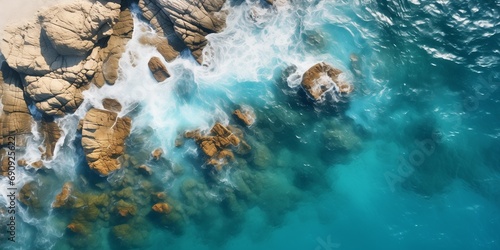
{"left": 1, "top": 0, "right": 500, "bottom": 249}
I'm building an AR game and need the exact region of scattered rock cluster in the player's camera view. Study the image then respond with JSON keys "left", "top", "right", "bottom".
{"left": 185, "top": 122, "right": 251, "bottom": 170}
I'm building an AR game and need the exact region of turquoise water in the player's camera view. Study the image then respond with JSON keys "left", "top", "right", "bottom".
{"left": 1, "top": 0, "right": 500, "bottom": 249}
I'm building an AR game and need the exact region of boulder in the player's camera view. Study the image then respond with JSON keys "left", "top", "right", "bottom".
{"left": 39, "top": 0, "right": 122, "bottom": 56}
{"left": 185, "top": 122, "right": 249, "bottom": 170}
{"left": 102, "top": 98, "right": 122, "bottom": 112}
{"left": 233, "top": 107, "right": 256, "bottom": 126}
{"left": 0, "top": 62, "right": 32, "bottom": 146}
{"left": 301, "top": 62, "right": 353, "bottom": 101}
{"left": 81, "top": 108, "right": 131, "bottom": 176}
{"left": 0, "top": 0, "right": 123, "bottom": 115}
{"left": 92, "top": 8, "right": 134, "bottom": 86}
{"left": 148, "top": 57, "right": 170, "bottom": 82}
{"left": 40, "top": 120, "right": 62, "bottom": 160}
{"left": 53, "top": 182, "right": 74, "bottom": 208}
{"left": 152, "top": 202, "right": 172, "bottom": 214}
{"left": 151, "top": 148, "right": 163, "bottom": 160}
{"left": 24, "top": 76, "right": 86, "bottom": 116}
{"left": 139, "top": 35, "right": 181, "bottom": 62}
{"left": 139, "top": 0, "right": 227, "bottom": 63}
{"left": 138, "top": 164, "right": 153, "bottom": 176}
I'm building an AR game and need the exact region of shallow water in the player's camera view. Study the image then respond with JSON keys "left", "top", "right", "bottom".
{"left": 1, "top": 0, "right": 500, "bottom": 249}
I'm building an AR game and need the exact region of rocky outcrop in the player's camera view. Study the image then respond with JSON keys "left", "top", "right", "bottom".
{"left": 185, "top": 122, "right": 249, "bottom": 171}
{"left": 148, "top": 57, "right": 170, "bottom": 82}
{"left": 102, "top": 98, "right": 123, "bottom": 112}
{"left": 139, "top": 0, "right": 227, "bottom": 63}
{"left": 40, "top": 120, "right": 62, "bottom": 160}
{"left": 151, "top": 148, "right": 163, "bottom": 160}
{"left": 301, "top": 62, "right": 353, "bottom": 101}
{"left": 233, "top": 107, "right": 256, "bottom": 126}
{"left": 92, "top": 8, "right": 134, "bottom": 87}
{"left": 0, "top": 0, "right": 123, "bottom": 115}
{"left": 53, "top": 182, "right": 74, "bottom": 208}
{"left": 139, "top": 35, "right": 181, "bottom": 62}
{"left": 0, "top": 62, "right": 32, "bottom": 146}
{"left": 40, "top": 0, "right": 122, "bottom": 56}
{"left": 81, "top": 108, "right": 131, "bottom": 176}
{"left": 152, "top": 203, "right": 171, "bottom": 214}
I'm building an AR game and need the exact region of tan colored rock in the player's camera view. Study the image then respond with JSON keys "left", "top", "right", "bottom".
{"left": 0, "top": 62, "right": 32, "bottom": 146}
{"left": 148, "top": 57, "right": 170, "bottom": 82}
{"left": 40, "top": 120, "right": 62, "bottom": 160}
{"left": 233, "top": 107, "right": 256, "bottom": 126}
{"left": 185, "top": 122, "right": 247, "bottom": 170}
{"left": 138, "top": 164, "right": 153, "bottom": 176}
{"left": 53, "top": 182, "right": 74, "bottom": 208}
{"left": 92, "top": 8, "right": 134, "bottom": 87}
{"left": 139, "top": 0, "right": 227, "bottom": 63}
{"left": 40, "top": 0, "right": 121, "bottom": 56}
{"left": 24, "top": 76, "right": 86, "bottom": 116}
{"left": 102, "top": 98, "right": 122, "bottom": 112}
{"left": 139, "top": 35, "right": 181, "bottom": 62}
{"left": 301, "top": 62, "right": 353, "bottom": 101}
{"left": 81, "top": 108, "right": 131, "bottom": 176}
{"left": 152, "top": 202, "right": 172, "bottom": 214}
{"left": 151, "top": 148, "right": 163, "bottom": 160}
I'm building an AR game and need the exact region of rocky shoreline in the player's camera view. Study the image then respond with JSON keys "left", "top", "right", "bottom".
{"left": 0, "top": 0, "right": 357, "bottom": 248}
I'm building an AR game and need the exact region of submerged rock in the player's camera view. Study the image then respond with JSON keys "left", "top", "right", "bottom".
{"left": 152, "top": 202, "right": 172, "bottom": 214}
{"left": 53, "top": 182, "right": 74, "bottom": 209}
{"left": 185, "top": 122, "right": 248, "bottom": 170}
{"left": 81, "top": 108, "right": 131, "bottom": 176}
{"left": 148, "top": 57, "right": 170, "bottom": 82}
{"left": 301, "top": 62, "right": 353, "bottom": 101}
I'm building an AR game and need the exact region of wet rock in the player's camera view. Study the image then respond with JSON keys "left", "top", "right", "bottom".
{"left": 185, "top": 122, "right": 247, "bottom": 170}
{"left": 148, "top": 57, "right": 170, "bottom": 82}
{"left": 67, "top": 222, "right": 90, "bottom": 235}
{"left": 0, "top": 62, "right": 32, "bottom": 146}
{"left": 81, "top": 108, "right": 131, "bottom": 176}
{"left": 138, "top": 164, "right": 153, "bottom": 176}
{"left": 139, "top": 35, "right": 181, "bottom": 62}
{"left": 301, "top": 62, "right": 353, "bottom": 101}
{"left": 151, "top": 148, "right": 163, "bottom": 160}
{"left": 102, "top": 98, "right": 123, "bottom": 112}
{"left": 19, "top": 182, "right": 41, "bottom": 208}
{"left": 93, "top": 8, "right": 135, "bottom": 86}
{"left": 152, "top": 202, "right": 172, "bottom": 214}
{"left": 152, "top": 192, "right": 167, "bottom": 202}
{"left": 31, "top": 160, "right": 44, "bottom": 169}
{"left": 53, "top": 182, "right": 74, "bottom": 208}
{"left": 40, "top": 120, "right": 62, "bottom": 160}
{"left": 233, "top": 107, "right": 256, "bottom": 126}
{"left": 115, "top": 200, "right": 137, "bottom": 217}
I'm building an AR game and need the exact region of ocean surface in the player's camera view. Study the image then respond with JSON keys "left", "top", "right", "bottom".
{"left": 1, "top": 0, "right": 500, "bottom": 249}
